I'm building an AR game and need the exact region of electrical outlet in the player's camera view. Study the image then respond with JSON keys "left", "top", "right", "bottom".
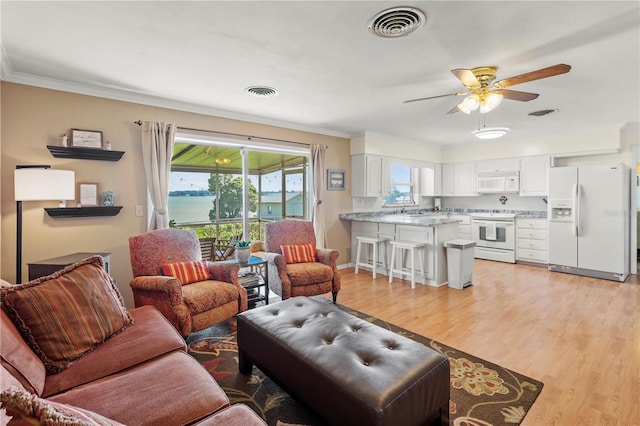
{"left": 135, "top": 205, "right": 144, "bottom": 217}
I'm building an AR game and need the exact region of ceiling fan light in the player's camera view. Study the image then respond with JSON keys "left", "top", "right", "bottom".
{"left": 463, "top": 94, "right": 480, "bottom": 111}
{"left": 479, "top": 93, "right": 503, "bottom": 113}
{"left": 473, "top": 127, "right": 509, "bottom": 139}
{"left": 457, "top": 103, "right": 472, "bottom": 114}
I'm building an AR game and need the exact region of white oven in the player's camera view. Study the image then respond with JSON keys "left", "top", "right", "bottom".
{"left": 470, "top": 213, "right": 517, "bottom": 263}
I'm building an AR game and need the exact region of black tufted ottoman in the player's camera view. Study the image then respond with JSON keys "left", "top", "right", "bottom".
{"left": 237, "top": 296, "right": 449, "bottom": 426}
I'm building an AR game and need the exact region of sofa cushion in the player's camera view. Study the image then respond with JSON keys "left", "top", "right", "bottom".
{"left": 162, "top": 260, "right": 211, "bottom": 284}
{"left": 42, "top": 305, "right": 186, "bottom": 397}
{"left": 1, "top": 256, "right": 132, "bottom": 374}
{"left": 286, "top": 262, "right": 333, "bottom": 285}
{"left": 1, "top": 386, "right": 125, "bottom": 426}
{"left": 48, "top": 351, "right": 230, "bottom": 426}
{"left": 192, "top": 404, "right": 268, "bottom": 426}
{"left": 0, "top": 309, "right": 46, "bottom": 396}
{"left": 281, "top": 243, "right": 316, "bottom": 264}
{"left": 182, "top": 280, "right": 240, "bottom": 315}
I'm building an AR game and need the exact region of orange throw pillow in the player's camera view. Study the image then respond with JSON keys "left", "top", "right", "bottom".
{"left": 162, "top": 260, "right": 211, "bottom": 284}
{"left": 281, "top": 243, "right": 316, "bottom": 264}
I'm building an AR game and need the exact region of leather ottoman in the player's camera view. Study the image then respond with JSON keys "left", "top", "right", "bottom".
{"left": 237, "top": 296, "right": 449, "bottom": 426}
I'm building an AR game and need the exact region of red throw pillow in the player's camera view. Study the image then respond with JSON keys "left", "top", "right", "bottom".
{"left": 162, "top": 260, "right": 211, "bottom": 285}
{"left": 281, "top": 243, "right": 316, "bottom": 264}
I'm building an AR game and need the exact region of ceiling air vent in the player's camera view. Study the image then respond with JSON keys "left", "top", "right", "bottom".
{"left": 245, "top": 86, "right": 278, "bottom": 97}
{"left": 528, "top": 109, "right": 558, "bottom": 117}
{"left": 367, "top": 7, "right": 426, "bottom": 38}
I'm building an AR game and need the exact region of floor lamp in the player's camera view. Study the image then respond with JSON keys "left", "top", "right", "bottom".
{"left": 14, "top": 165, "right": 75, "bottom": 283}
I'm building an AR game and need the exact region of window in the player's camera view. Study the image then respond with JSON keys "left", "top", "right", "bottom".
{"left": 167, "top": 132, "right": 310, "bottom": 241}
{"left": 383, "top": 164, "right": 416, "bottom": 207}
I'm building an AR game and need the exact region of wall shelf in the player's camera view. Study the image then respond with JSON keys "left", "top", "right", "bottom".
{"left": 47, "top": 145, "right": 124, "bottom": 161}
{"left": 45, "top": 206, "right": 123, "bottom": 218}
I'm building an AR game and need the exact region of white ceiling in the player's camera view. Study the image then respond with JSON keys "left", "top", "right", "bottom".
{"left": 2, "top": 1, "right": 639, "bottom": 146}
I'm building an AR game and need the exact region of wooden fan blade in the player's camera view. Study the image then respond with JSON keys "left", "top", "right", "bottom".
{"left": 451, "top": 69, "right": 481, "bottom": 88}
{"left": 493, "top": 89, "right": 540, "bottom": 102}
{"left": 447, "top": 103, "right": 463, "bottom": 114}
{"left": 403, "top": 92, "right": 466, "bottom": 104}
{"left": 496, "top": 64, "right": 571, "bottom": 88}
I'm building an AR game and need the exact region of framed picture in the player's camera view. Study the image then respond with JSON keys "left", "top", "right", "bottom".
{"left": 71, "top": 129, "right": 103, "bottom": 148}
{"left": 79, "top": 183, "right": 98, "bottom": 206}
{"left": 327, "top": 169, "right": 346, "bottom": 191}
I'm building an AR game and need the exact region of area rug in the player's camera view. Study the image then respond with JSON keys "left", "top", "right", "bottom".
{"left": 187, "top": 302, "right": 543, "bottom": 426}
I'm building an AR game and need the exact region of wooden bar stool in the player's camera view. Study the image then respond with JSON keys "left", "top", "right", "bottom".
{"left": 388, "top": 240, "right": 425, "bottom": 289}
{"left": 355, "top": 236, "right": 388, "bottom": 279}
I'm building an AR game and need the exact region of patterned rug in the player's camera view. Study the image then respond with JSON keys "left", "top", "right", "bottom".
{"left": 187, "top": 301, "right": 543, "bottom": 426}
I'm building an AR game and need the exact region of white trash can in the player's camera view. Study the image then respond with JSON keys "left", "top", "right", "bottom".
{"left": 444, "top": 239, "right": 476, "bottom": 289}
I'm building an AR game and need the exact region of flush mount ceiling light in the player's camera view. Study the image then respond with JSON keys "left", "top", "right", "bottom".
{"left": 473, "top": 126, "right": 509, "bottom": 140}
{"left": 367, "top": 6, "right": 426, "bottom": 38}
{"left": 244, "top": 86, "right": 278, "bottom": 97}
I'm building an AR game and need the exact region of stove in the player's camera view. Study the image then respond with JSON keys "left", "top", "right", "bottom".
{"left": 470, "top": 213, "right": 518, "bottom": 263}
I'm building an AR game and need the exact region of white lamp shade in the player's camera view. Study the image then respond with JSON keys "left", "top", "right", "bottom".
{"left": 14, "top": 168, "right": 75, "bottom": 201}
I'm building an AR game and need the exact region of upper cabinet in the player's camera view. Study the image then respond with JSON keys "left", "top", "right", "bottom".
{"left": 441, "top": 163, "right": 455, "bottom": 196}
{"left": 520, "top": 155, "right": 550, "bottom": 196}
{"left": 419, "top": 165, "right": 435, "bottom": 196}
{"left": 441, "top": 162, "right": 476, "bottom": 196}
{"left": 454, "top": 162, "right": 476, "bottom": 196}
{"left": 434, "top": 163, "right": 442, "bottom": 196}
{"left": 476, "top": 158, "right": 520, "bottom": 173}
{"left": 352, "top": 154, "right": 382, "bottom": 197}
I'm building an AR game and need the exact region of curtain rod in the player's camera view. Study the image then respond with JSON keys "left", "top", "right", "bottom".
{"left": 134, "top": 120, "right": 327, "bottom": 149}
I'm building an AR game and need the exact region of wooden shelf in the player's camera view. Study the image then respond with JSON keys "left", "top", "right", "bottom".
{"left": 45, "top": 206, "right": 123, "bottom": 218}
{"left": 47, "top": 145, "right": 124, "bottom": 161}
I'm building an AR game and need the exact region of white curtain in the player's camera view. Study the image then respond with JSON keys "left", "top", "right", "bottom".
{"left": 141, "top": 121, "right": 176, "bottom": 230}
{"left": 311, "top": 144, "right": 327, "bottom": 248}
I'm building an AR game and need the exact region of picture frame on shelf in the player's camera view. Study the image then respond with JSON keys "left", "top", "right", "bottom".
{"left": 78, "top": 183, "right": 98, "bottom": 206}
{"left": 71, "top": 129, "right": 103, "bottom": 149}
{"left": 327, "top": 169, "right": 346, "bottom": 191}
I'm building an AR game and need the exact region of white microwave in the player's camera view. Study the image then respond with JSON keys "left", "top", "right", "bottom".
{"left": 477, "top": 171, "right": 520, "bottom": 194}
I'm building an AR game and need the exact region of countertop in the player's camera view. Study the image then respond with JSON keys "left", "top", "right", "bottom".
{"left": 339, "top": 211, "right": 460, "bottom": 227}
{"left": 340, "top": 209, "right": 547, "bottom": 226}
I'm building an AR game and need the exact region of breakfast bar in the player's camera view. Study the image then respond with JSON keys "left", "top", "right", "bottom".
{"left": 340, "top": 211, "right": 460, "bottom": 287}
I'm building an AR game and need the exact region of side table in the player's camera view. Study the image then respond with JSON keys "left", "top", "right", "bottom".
{"left": 27, "top": 252, "right": 112, "bottom": 281}
{"left": 230, "top": 256, "right": 269, "bottom": 307}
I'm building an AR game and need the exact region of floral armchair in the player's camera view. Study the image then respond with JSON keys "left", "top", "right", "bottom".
{"left": 129, "top": 228, "right": 248, "bottom": 337}
{"left": 256, "top": 220, "right": 340, "bottom": 303}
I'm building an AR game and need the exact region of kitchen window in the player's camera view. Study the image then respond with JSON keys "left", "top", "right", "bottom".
{"left": 383, "top": 164, "right": 416, "bottom": 207}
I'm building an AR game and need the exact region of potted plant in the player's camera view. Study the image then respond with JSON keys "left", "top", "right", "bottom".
{"left": 235, "top": 240, "right": 251, "bottom": 264}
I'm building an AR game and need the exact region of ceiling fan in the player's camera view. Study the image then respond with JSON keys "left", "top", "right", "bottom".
{"left": 404, "top": 64, "right": 571, "bottom": 114}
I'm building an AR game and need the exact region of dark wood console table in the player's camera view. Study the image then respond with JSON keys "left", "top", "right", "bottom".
{"left": 28, "top": 252, "right": 111, "bottom": 281}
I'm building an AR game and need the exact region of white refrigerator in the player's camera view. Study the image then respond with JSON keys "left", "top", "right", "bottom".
{"left": 547, "top": 164, "right": 629, "bottom": 281}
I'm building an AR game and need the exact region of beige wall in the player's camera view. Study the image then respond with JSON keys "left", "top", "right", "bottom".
{"left": 1, "top": 83, "right": 352, "bottom": 308}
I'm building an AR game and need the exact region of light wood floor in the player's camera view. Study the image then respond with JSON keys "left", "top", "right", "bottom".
{"left": 319, "top": 260, "right": 640, "bottom": 426}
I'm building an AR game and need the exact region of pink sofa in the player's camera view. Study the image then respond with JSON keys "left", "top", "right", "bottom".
{"left": 1, "top": 256, "right": 265, "bottom": 426}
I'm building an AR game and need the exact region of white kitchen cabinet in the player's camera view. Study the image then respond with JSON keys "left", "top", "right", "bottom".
{"left": 520, "top": 155, "right": 550, "bottom": 196}
{"left": 420, "top": 166, "right": 435, "bottom": 196}
{"left": 352, "top": 154, "right": 382, "bottom": 197}
{"left": 449, "top": 214, "right": 472, "bottom": 240}
{"left": 441, "top": 162, "right": 476, "bottom": 196}
{"left": 454, "top": 162, "right": 477, "bottom": 196}
{"left": 442, "top": 163, "right": 455, "bottom": 196}
{"left": 516, "top": 218, "right": 547, "bottom": 264}
{"left": 476, "top": 158, "right": 520, "bottom": 173}
{"left": 351, "top": 221, "right": 394, "bottom": 273}
{"left": 434, "top": 163, "right": 442, "bottom": 196}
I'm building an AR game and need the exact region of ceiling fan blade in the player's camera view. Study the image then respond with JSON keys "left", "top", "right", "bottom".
{"left": 451, "top": 69, "right": 481, "bottom": 88}
{"left": 446, "top": 103, "right": 463, "bottom": 114}
{"left": 496, "top": 64, "right": 571, "bottom": 88}
{"left": 493, "top": 89, "right": 540, "bottom": 102}
{"left": 403, "top": 92, "right": 466, "bottom": 104}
